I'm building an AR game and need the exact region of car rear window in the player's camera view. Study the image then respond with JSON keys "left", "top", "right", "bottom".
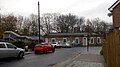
{"left": 47, "top": 43, "right": 52, "bottom": 46}
{"left": 35, "top": 44, "right": 41, "bottom": 46}
{"left": 53, "top": 43, "right": 56, "bottom": 44}
{"left": 0, "top": 44, "right": 6, "bottom": 48}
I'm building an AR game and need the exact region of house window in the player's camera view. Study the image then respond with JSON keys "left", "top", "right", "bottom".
{"left": 97, "top": 37, "right": 101, "bottom": 44}
{"left": 75, "top": 37, "right": 79, "bottom": 44}
{"left": 51, "top": 38, "right": 56, "bottom": 43}
{"left": 63, "top": 38, "right": 67, "bottom": 43}
{"left": 90, "top": 37, "right": 94, "bottom": 44}
{"left": 45, "top": 38, "right": 48, "bottom": 43}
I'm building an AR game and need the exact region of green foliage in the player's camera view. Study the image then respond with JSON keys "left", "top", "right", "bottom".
{"left": 13, "top": 41, "right": 25, "bottom": 49}
{"left": 29, "top": 41, "right": 39, "bottom": 51}
{"left": 5, "top": 40, "right": 15, "bottom": 44}
{"left": 0, "top": 33, "right": 3, "bottom": 39}
{"left": 0, "top": 39, "right": 5, "bottom": 42}
{"left": 2, "top": 15, "right": 17, "bottom": 31}
{"left": 100, "top": 48, "right": 103, "bottom": 55}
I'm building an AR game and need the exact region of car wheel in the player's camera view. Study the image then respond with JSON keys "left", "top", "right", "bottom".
{"left": 34, "top": 51, "right": 37, "bottom": 54}
{"left": 18, "top": 52, "right": 24, "bottom": 59}
{"left": 52, "top": 49, "right": 55, "bottom": 53}
{"left": 43, "top": 50, "right": 47, "bottom": 54}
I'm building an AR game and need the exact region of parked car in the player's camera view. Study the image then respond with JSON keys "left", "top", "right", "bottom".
{"left": 0, "top": 42, "right": 25, "bottom": 59}
{"left": 65, "top": 42, "right": 72, "bottom": 48}
{"left": 51, "top": 42, "right": 58, "bottom": 47}
{"left": 34, "top": 42, "right": 55, "bottom": 54}
{"left": 51, "top": 42, "right": 61, "bottom": 48}
{"left": 59, "top": 42, "right": 72, "bottom": 48}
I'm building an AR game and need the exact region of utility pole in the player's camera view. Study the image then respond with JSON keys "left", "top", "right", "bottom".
{"left": 86, "top": 25, "right": 90, "bottom": 52}
{"left": 38, "top": 1, "right": 40, "bottom": 43}
{"left": 0, "top": 8, "right": 1, "bottom": 23}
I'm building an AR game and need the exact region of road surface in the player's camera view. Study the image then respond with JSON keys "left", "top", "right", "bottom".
{"left": 0, "top": 47, "right": 83, "bottom": 67}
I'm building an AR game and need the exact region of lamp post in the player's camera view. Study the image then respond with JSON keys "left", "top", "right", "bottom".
{"left": 38, "top": 1, "right": 40, "bottom": 43}
{"left": 0, "top": 8, "right": 1, "bottom": 23}
{"left": 87, "top": 33, "right": 90, "bottom": 52}
{"left": 85, "top": 25, "right": 91, "bottom": 52}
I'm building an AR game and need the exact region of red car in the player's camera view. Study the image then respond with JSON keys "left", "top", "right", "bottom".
{"left": 34, "top": 42, "right": 55, "bottom": 54}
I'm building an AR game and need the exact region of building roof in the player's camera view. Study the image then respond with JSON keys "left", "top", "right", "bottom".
{"left": 4, "top": 31, "right": 20, "bottom": 37}
{"left": 108, "top": 0, "right": 120, "bottom": 12}
{"left": 45, "top": 33, "right": 98, "bottom": 37}
{"left": 4, "top": 31, "right": 31, "bottom": 39}
{"left": 31, "top": 36, "right": 43, "bottom": 40}
{"left": 0, "top": 42, "right": 11, "bottom": 44}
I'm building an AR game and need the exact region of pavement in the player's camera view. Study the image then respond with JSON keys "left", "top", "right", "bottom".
{"left": 53, "top": 47, "right": 105, "bottom": 67}
{"left": 25, "top": 51, "right": 34, "bottom": 55}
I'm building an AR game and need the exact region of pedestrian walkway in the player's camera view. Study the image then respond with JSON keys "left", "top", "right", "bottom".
{"left": 66, "top": 53, "right": 105, "bottom": 67}
{"left": 25, "top": 51, "right": 33, "bottom": 55}
{"left": 55, "top": 47, "right": 105, "bottom": 67}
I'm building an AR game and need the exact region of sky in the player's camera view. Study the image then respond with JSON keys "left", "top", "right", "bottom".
{"left": 0, "top": 0, "right": 117, "bottom": 22}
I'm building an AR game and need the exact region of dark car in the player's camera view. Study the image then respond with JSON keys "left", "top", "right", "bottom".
{"left": 34, "top": 42, "right": 55, "bottom": 54}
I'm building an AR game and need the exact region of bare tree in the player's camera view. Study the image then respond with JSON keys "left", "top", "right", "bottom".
{"left": 2, "top": 14, "right": 17, "bottom": 32}
{"left": 40, "top": 13, "right": 58, "bottom": 34}
{"left": 74, "top": 17, "right": 85, "bottom": 33}
{"left": 0, "top": 14, "right": 4, "bottom": 39}
{"left": 50, "top": 13, "right": 60, "bottom": 33}
{"left": 17, "top": 14, "right": 38, "bottom": 36}
{"left": 85, "top": 18, "right": 111, "bottom": 35}
{"left": 56, "top": 13, "right": 79, "bottom": 33}
{"left": 0, "top": 13, "right": 112, "bottom": 37}
{"left": 16, "top": 15, "right": 24, "bottom": 34}
{"left": 22, "top": 18, "right": 31, "bottom": 36}
{"left": 85, "top": 19, "right": 93, "bottom": 33}
{"left": 29, "top": 14, "right": 38, "bottom": 36}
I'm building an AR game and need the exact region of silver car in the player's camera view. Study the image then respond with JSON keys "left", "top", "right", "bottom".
{"left": 0, "top": 42, "right": 25, "bottom": 59}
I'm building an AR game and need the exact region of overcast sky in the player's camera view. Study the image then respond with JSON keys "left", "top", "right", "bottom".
{"left": 0, "top": 0, "right": 117, "bottom": 22}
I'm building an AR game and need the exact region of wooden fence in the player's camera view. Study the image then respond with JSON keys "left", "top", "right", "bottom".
{"left": 103, "top": 27, "right": 120, "bottom": 67}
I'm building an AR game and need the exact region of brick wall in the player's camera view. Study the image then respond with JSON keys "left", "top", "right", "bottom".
{"left": 113, "top": 3, "right": 120, "bottom": 27}
{"left": 104, "top": 2, "right": 120, "bottom": 67}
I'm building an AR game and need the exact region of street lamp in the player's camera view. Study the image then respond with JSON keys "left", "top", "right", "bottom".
{"left": 0, "top": 8, "right": 1, "bottom": 23}
{"left": 38, "top": 1, "right": 40, "bottom": 43}
{"left": 87, "top": 33, "right": 90, "bottom": 52}
{"left": 85, "top": 25, "right": 91, "bottom": 52}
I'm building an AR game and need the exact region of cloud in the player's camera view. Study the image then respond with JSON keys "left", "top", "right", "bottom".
{"left": 77, "top": 1, "right": 113, "bottom": 22}
{"left": 0, "top": 0, "right": 116, "bottom": 22}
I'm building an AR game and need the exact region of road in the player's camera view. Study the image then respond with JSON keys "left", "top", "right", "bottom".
{"left": 0, "top": 47, "right": 84, "bottom": 67}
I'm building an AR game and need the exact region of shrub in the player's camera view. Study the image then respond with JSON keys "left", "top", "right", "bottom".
{"left": 0, "top": 39, "right": 5, "bottom": 42}
{"left": 13, "top": 41, "right": 25, "bottom": 49}
{"left": 100, "top": 48, "right": 103, "bottom": 55}
{"left": 29, "top": 41, "right": 39, "bottom": 51}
